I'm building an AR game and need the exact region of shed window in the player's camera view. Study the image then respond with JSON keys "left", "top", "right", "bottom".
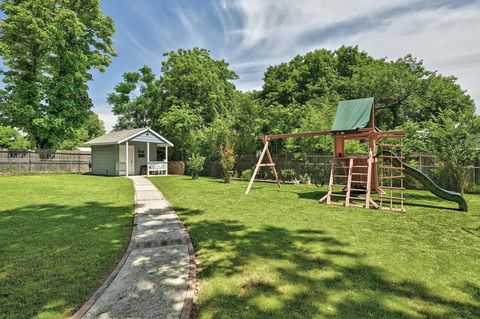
{"left": 138, "top": 150, "right": 145, "bottom": 158}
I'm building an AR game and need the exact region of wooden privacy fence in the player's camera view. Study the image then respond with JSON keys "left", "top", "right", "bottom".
{"left": 0, "top": 149, "right": 91, "bottom": 174}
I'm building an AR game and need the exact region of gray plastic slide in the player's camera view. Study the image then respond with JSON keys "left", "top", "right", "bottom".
{"left": 382, "top": 151, "right": 468, "bottom": 211}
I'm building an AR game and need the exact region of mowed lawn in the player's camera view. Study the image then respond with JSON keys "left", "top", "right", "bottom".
{"left": 0, "top": 175, "right": 134, "bottom": 319}
{"left": 149, "top": 176, "right": 480, "bottom": 319}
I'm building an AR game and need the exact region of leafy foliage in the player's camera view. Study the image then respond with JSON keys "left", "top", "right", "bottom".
{"left": 241, "top": 169, "right": 253, "bottom": 181}
{"left": 280, "top": 168, "right": 295, "bottom": 181}
{"left": 187, "top": 153, "right": 206, "bottom": 179}
{"left": 0, "top": 126, "right": 30, "bottom": 149}
{"left": 0, "top": 0, "right": 115, "bottom": 148}
{"left": 161, "top": 48, "right": 238, "bottom": 124}
{"left": 110, "top": 45, "right": 477, "bottom": 167}
{"left": 108, "top": 48, "right": 239, "bottom": 161}
{"left": 108, "top": 65, "right": 161, "bottom": 130}
{"left": 57, "top": 112, "right": 105, "bottom": 150}
{"left": 158, "top": 106, "right": 202, "bottom": 161}
{"left": 219, "top": 145, "right": 236, "bottom": 183}
{"left": 406, "top": 111, "right": 480, "bottom": 194}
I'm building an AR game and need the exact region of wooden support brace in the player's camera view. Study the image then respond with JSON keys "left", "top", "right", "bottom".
{"left": 245, "top": 137, "right": 280, "bottom": 194}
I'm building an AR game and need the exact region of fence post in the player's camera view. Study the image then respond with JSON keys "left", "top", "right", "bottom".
{"left": 28, "top": 151, "right": 31, "bottom": 173}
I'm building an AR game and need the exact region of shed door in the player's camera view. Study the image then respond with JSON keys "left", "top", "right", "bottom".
{"left": 119, "top": 144, "right": 135, "bottom": 175}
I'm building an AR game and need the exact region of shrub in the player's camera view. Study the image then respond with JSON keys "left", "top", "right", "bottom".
{"left": 242, "top": 169, "right": 253, "bottom": 181}
{"left": 186, "top": 153, "right": 205, "bottom": 179}
{"left": 219, "top": 145, "right": 236, "bottom": 183}
{"left": 299, "top": 173, "right": 311, "bottom": 184}
{"left": 280, "top": 168, "right": 295, "bottom": 181}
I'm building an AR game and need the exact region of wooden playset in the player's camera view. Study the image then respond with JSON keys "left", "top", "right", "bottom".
{"left": 245, "top": 97, "right": 407, "bottom": 212}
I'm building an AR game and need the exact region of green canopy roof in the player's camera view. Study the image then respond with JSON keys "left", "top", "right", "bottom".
{"left": 331, "top": 97, "right": 374, "bottom": 132}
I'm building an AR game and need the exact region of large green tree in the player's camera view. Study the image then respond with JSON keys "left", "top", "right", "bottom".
{"left": 259, "top": 46, "right": 476, "bottom": 154}
{"left": 58, "top": 111, "right": 105, "bottom": 150}
{"left": 0, "top": 0, "right": 115, "bottom": 148}
{"left": 108, "top": 65, "right": 161, "bottom": 130}
{"left": 110, "top": 45, "right": 477, "bottom": 164}
{"left": 161, "top": 48, "right": 238, "bottom": 124}
{"left": 110, "top": 48, "right": 239, "bottom": 160}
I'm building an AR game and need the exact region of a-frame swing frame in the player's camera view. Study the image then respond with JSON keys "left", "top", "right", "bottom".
{"left": 245, "top": 136, "right": 281, "bottom": 194}
{"left": 245, "top": 131, "right": 331, "bottom": 194}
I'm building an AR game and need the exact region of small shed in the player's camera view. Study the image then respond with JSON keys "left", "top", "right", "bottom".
{"left": 85, "top": 127, "right": 173, "bottom": 176}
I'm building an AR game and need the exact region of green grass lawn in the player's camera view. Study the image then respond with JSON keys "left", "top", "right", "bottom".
{"left": 149, "top": 176, "right": 480, "bottom": 319}
{"left": 0, "top": 175, "right": 134, "bottom": 319}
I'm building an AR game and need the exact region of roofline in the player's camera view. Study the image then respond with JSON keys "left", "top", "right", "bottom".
{"left": 86, "top": 141, "right": 173, "bottom": 147}
{"left": 117, "top": 127, "right": 174, "bottom": 146}
{"left": 84, "top": 141, "right": 116, "bottom": 146}
{"left": 116, "top": 128, "right": 149, "bottom": 144}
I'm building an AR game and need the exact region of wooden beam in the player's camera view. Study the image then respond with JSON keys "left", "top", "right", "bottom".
{"left": 257, "top": 129, "right": 404, "bottom": 141}
{"left": 265, "top": 143, "right": 281, "bottom": 188}
{"left": 365, "top": 148, "right": 373, "bottom": 209}
{"left": 257, "top": 130, "right": 331, "bottom": 140}
{"left": 320, "top": 156, "right": 336, "bottom": 204}
{"left": 345, "top": 158, "right": 353, "bottom": 207}
{"left": 245, "top": 138, "right": 269, "bottom": 194}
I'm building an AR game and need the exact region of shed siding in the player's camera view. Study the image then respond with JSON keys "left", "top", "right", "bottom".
{"left": 130, "top": 131, "right": 166, "bottom": 144}
{"left": 91, "top": 145, "right": 118, "bottom": 175}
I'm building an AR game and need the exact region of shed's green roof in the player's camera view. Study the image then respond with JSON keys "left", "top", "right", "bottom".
{"left": 331, "top": 97, "right": 374, "bottom": 132}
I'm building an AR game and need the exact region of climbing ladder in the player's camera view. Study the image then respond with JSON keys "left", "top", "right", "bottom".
{"left": 378, "top": 133, "right": 406, "bottom": 212}
{"left": 320, "top": 150, "right": 378, "bottom": 209}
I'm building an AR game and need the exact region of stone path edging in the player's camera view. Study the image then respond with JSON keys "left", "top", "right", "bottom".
{"left": 71, "top": 176, "right": 196, "bottom": 319}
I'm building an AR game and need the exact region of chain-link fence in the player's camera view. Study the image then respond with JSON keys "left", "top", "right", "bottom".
{"left": 220, "top": 153, "right": 480, "bottom": 193}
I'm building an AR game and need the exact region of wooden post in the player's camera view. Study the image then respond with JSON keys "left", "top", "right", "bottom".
{"left": 326, "top": 157, "right": 335, "bottom": 204}
{"left": 320, "top": 157, "right": 335, "bottom": 204}
{"left": 245, "top": 137, "right": 269, "bottom": 194}
{"left": 365, "top": 149, "right": 373, "bottom": 209}
{"left": 345, "top": 158, "right": 353, "bottom": 206}
{"left": 265, "top": 145, "right": 281, "bottom": 188}
{"left": 147, "top": 141, "right": 150, "bottom": 176}
{"left": 125, "top": 141, "right": 129, "bottom": 177}
{"left": 165, "top": 146, "right": 168, "bottom": 175}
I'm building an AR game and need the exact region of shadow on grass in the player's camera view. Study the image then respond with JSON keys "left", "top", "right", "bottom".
{"left": 178, "top": 216, "right": 480, "bottom": 318}
{"left": 0, "top": 202, "right": 133, "bottom": 319}
{"left": 296, "top": 190, "right": 462, "bottom": 212}
{"left": 462, "top": 226, "right": 480, "bottom": 238}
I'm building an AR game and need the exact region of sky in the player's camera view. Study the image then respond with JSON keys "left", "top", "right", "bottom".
{"left": 91, "top": 0, "right": 480, "bottom": 131}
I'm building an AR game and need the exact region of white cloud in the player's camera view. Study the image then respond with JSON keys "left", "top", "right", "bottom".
{"left": 217, "top": 0, "right": 480, "bottom": 111}
{"left": 94, "top": 107, "right": 117, "bottom": 132}
{"left": 223, "top": 0, "right": 417, "bottom": 53}
{"left": 325, "top": 3, "right": 480, "bottom": 110}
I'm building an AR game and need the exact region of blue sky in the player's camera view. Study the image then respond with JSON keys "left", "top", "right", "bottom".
{"left": 91, "top": 0, "right": 480, "bottom": 130}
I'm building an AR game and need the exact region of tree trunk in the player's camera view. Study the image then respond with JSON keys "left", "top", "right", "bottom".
{"left": 459, "top": 179, "right": 465, "bottom": 195}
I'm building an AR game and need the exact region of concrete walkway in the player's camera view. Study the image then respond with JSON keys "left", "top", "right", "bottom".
{"left": 75, "top": 176, "right": 196, "bottom": 319}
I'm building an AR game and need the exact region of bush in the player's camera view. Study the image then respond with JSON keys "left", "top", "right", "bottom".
{"left": 280, "top": 168, "right": 295, "bottom": 181}
{"left": 186, "top": 153, "right": 205, "bottom": 179}
{"left": 219, "top": 145, "right": 236, "bottom": 183}
{"left": 299, "top": 173, "right": 311, "bottom": 184}
{"left": 242, "top": 169, "right": 253, "bottom": 181}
